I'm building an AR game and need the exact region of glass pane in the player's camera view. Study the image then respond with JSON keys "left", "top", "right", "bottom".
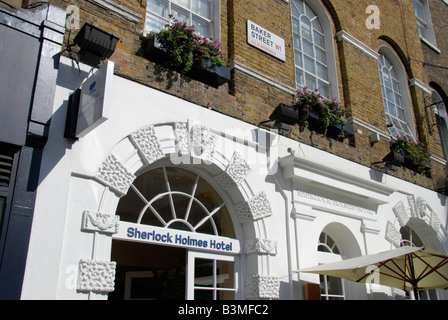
{"left": 386, "top": 88, "right": 394, "bottom": 102}
{"left": 293, "top": 0, "right": 304, "bottom": 14}
{"left": 306, "top": 73, "right": 317, "bottom": 91}
{"left": 172, "top": 0, "right": 189, "bottom": 8}
{"left": 304, "top": 55, "right": 316, "bottom": 74}
{"left": 194, "top": 258, "right": 214, "bottom": 287}
{"left": 295, "top": 50, "right": 303, "bottom": 68}
{"left": 388, "top": 101, "right": 397, "bottom": 117}
{"left": 146, "top": 13, "right": 167, "bottom": 33}
{"left": 192, "top": 16, "right": 209, "bottom": 37}
{"left": 314, "top": 31, "right": 324, "bottom": 48}
{"left": 217, "top": 260, "right": 234, "bottom": 289}
{"left": 312, "top": 18, "right": 323, "bottom": 33}
{"left": 293, "top": 34, "right": 302, "bottom": 51}
{"left": 316, "top": 63, "right": 328, "bottom": 80}
{"left": 194, "top": 289, "right": 214, "bottom": 300}
{"left": 148, "top": 0, "right": 169, "bottom": 17}
{"left": 295, "top": 68, "right": 304, "bottom": 86}
{"left": 303, "top": 39, "right": 314, "bottom": 57}
{"left": 414, "top": 0, "right": 424, "bottom": 19}
{"left": 301, "top": 16, "right": 312, "bottom": 41}
{"left": 166, "top": 167, "right": 197, "bottom": 195}
{"left": 171, "top": 5, "right": 189, "bottom": 23}
{"left": 327, "top": 276, "right": 344, "bottom": 295}
{"left": 292, "top": 17, "right": 300, "bottom": 33}
{"left": 291, "top": 5, "right": 300, "bottom": 19}
{"left": 193, "top": 0, "right": 210, "bottom": 19}
{"left": 315, "top": 47, "right": 326, "bottom": 64}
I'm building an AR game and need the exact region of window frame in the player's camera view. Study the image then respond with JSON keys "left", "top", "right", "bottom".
{"left": 290, "top": 0, "right": 339, "bottom": 100}
{"left": 413, "top": 0, "right": 439, "bottom": 51}
{"left": 145, "top": 0, "right": 220, "bottom": 40}
{"left": 318, "top": 232, "right": 345, "bottom": 300}
{"left": 377, "top": 46, "right": 416, "bottom": 141}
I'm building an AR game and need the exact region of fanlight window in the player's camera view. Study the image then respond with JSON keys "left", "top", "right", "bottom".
{"left": 117, "top": 166, "right": 235, "bottom": 238}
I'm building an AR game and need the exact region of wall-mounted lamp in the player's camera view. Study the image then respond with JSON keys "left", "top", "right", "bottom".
{"left": 74, "top": 23, "right": 119, "bottom": 66}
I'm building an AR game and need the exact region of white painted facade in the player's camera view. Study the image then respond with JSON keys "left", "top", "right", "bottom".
{"left": 21, "top": 57, "right": 448, "bottom": 300}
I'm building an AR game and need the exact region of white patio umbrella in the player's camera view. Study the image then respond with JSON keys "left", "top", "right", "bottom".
{"left": 296, "top": 246, "right": 448, "bottom": 300}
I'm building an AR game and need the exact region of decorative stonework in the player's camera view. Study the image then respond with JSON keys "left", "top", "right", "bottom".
{"left": 216, "top": 152, "right": 252, "bottom": 189}
{"left": 235, "top": 191, "right": 273, "bottom": 223}
{"left": 385, "top": 221, "right": 402, "bottom": 248}
{"left": 95, "top": 154, "right": 136, "bottom": 197}
{"left": 174, "top": 122, "right": 189, "bottom": 156}
{"left": 245, "top": 238, "right": 278, "bottom": 255}
{"left": 129, "top": 125, "right": 164, "bottom": 165}
{"left": 81, "top": 211, "right": 120, "bottom": 234}
{"left": 393, "top": 201, "right": 410, "bottom": 227}
{"left": 245, "top": 275, "right": 280, "bottom": 300}
{"left": 387, "top": 195, "right": 446, "bottom": 248}
{"left": 77, "top": 259, "right": 116, "bottom": 293}
{"left": 173, "top": 122, "right": 217, "bottom": 162}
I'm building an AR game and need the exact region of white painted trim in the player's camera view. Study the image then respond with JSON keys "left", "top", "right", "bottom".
{"left": 234, "top": 61, "right": 296, "bottom": 95}
{"left": 336, "top": 30, "right": 379, "bottom": 60}
{"left": 409, "top": 78, "right": 433, "bottom": 94}
{"left": 86, "top": 0, "right": 142, "bottom": 23}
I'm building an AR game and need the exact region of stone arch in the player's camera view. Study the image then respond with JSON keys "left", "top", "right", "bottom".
{"left": 320, "top": 222, "right": 363, "bottom": 259}
{"left": 80, "top": 121, "right": 278, "bottom": 298}
{"left": 385, "top": 195, "right": 447, "bottom": 253}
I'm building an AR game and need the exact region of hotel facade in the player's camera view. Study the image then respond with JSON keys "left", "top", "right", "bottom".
{"left": 0, "top": 0, "right": 447, "bottom": 300}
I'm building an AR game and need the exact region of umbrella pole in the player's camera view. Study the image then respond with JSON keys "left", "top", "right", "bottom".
{"left": 413, "top": 287, "right": 420, "bottom": 300}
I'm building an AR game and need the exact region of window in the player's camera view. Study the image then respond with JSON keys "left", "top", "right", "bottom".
{"left": 413, "top": 0, "right": 438, "bottom": 50}
{"left": 318, "top": 232, "right": 345, "bottom": 300}
{"left": 146, "top": 0, "right": 217, "bottom": 38}
{"left": 432, "top": 90, "right": 448, "bottom": 159}
{"left": 378, "top": 52, "right": 415, "bottom": 140}
{"left": 117, "top": 166, "right": 235, "bottom": 238}
{"left": 187, "top": 251, "right": 236, "bottom": 300}
{"left": 291, "top": 0, "right": 331, "bottom": 97}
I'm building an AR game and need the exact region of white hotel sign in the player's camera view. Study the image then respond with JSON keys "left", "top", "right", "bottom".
{"left": 247, "top": 20, "right": 286, "bottom": 61}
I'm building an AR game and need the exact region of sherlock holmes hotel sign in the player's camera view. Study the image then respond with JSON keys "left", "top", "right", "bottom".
{"left": 247, "top": 20, "right": 286, "bottom": 61}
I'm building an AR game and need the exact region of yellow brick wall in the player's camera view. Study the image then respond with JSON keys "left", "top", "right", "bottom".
{"left": 46, "top": 0, "right": 446, "bottom": 191}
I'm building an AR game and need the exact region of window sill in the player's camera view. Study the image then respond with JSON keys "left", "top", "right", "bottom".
{"left": 420, "top": 37, "right": 441, "bottom": 54}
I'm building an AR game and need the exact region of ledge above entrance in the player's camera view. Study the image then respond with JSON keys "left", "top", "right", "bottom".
{"left": 278, "top": 154, "right": 398, "bottom": 206}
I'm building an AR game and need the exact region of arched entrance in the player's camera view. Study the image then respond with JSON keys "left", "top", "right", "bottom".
{"left": 109, "top": 165, "right": 239, "bottom": 300}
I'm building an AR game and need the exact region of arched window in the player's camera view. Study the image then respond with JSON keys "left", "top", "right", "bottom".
{"left": 431, "top": 89, "right": 448, "bottom": 159}
{"left": 291, "top": 0, "right": 336, "bottom": 98}
{"left": 117, "top": 166, "right": 235, "bottom": 238}
{"left": 377, "top": 50, "right": 415, "bottom": 140}
{"left": 318, "top": 232, "right": 345, "bottom": 300}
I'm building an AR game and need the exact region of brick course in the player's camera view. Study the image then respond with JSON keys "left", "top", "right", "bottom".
{"left": 34, "top": 0, "right": 448, "bottom": 192}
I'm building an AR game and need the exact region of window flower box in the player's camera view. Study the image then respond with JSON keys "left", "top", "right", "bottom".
{"left": 293, "top": 87, "right": 352, "bottom": 140}
{"left": 143, "top": 16, "right": 231, "bottom": 88}
{"left": 388, "top": 136, "right": 432, "bottom": 176}
{"left": 269, "top": 102, "right": 354, "bottom": 140}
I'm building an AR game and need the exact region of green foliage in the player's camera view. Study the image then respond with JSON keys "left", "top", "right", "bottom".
{"left": 156, "top": 15, "right": 226, "bottom": 75}
{"left": 294, "top": 87, "right": 349, "bottom": 138}
{"left": 389, "top": 136, "right": 431, "bottom": 174}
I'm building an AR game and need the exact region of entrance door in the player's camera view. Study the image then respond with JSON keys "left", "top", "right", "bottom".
{"left": 186, "top": 251, "right": 237, "bottom": 300}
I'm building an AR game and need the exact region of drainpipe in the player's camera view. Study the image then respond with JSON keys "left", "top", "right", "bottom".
{"left": 272, "top": 173, "right": 295, "bottom": 300}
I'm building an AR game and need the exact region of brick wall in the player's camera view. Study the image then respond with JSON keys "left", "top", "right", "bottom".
{"left": 46, "top": 0, "right": 446, "bottom": 191}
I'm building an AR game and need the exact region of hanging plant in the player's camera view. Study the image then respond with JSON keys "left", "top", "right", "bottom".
{"left": 389, "top": 136, "right": 431, "bottom": 175}
{"left": 294, "top": 87, "right": 349, "bottom": 139}
{"left": 154, "top": 15, "right": 227, "bottom": 75}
